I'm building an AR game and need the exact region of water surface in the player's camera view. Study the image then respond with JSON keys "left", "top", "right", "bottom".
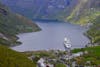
{"left": 12, "top": 22, "right": 89, "bottom": 52}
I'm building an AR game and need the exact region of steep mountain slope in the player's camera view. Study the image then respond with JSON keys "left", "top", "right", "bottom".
{"left": 67, "top": 0, "right": 100, "bottom": 25}
{"left": 66, "top": 0, "right": 100, "bottom": 45}
{"left": 0, "top": 2, "right": 40, "bottom": 46}
{"left": 0, "top": 45, "right": 36, "bottom": 67}
{"left": 0, "top": 0, "right": 74, "bottom": 21}
{"left": 1, "top": 0, "right": 99, "bottom": 23}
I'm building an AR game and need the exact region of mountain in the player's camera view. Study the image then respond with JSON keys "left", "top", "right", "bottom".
{"left": 0, "top": 2, "right": 40, "bottom": 46}
{"left": 0, "top": 45, "right": 36, "bottom": 67}
{"left": 1, "top": 0, "right": 100, "bottom": 23}
{"left": 66, "top": 0, "right": 100, "bottom": 25}
{"left": 66, "top": 0, "right": 100, "bottom": 45}
{"left": 0, "top": 0, "right": 74, "bottom": 21}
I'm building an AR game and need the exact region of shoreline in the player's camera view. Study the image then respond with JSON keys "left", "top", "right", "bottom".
{"left": 11, "top": 21, "right": 90, "bottom": 52}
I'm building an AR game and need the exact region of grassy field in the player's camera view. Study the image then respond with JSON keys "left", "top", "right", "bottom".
{"left": 0, "top": 45, "right": 36, "bottom": 67}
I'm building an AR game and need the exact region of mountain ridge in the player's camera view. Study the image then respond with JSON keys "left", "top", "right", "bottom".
{"left": 0, "top": 0, "right": 73, "bottom": 20}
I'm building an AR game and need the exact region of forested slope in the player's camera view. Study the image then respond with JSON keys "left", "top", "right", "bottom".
{"left": 0, "top": 2, "right": 40, "bottom": 46}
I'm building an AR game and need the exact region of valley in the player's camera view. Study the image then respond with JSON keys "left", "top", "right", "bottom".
{"left": 0, "top": 0, "right": 100, "bottom": 66}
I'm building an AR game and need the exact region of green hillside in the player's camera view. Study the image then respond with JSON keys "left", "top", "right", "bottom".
{"left": 67, "top": 0, "right": 100, "bottom": 25}
{"left": 0, "top": 45, "right": 36, "bottom": 67}
{"left": 66, "top": 0, "right": 100, "bottom": 45}
{"left": 86, "top": 16, "right": 100, "bottom": 45}
{"left": 0, "top": 3, "right": 40, "bottom": 46}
